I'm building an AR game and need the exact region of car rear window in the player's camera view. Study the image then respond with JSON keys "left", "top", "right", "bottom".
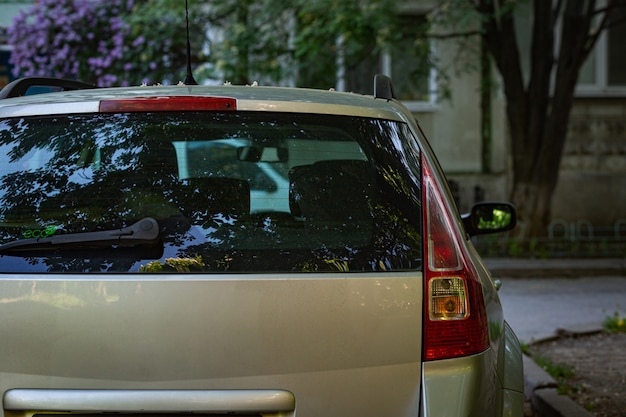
{"left": 0, "top": 112, "right": 422, "bottom": 273}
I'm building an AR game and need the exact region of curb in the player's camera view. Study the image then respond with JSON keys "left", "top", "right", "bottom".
{"left": 484, "top": 257, "right": 626, "bottom": 278}
{"left": 524, "top": 355, "right": 594, "bottom": 417}
{"left": 523, "top": 324, "right": 604, "bottom": 417}
{"left": 533, "top": 388, "right": 594, "bottom": 417}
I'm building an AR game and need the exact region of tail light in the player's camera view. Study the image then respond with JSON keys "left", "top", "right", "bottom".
{"left": 99, "top": 96, "right": 236, "bottom": 113}
{"left": 422, "top": 156, "right": 489, "bottom": 361}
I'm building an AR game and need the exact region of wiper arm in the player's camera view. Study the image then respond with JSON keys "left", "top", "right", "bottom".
{"left": 0, "top": 217, "right": 160, "bottom": 254}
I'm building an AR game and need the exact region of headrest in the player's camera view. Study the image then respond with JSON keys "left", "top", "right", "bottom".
{"left": 289, "top": 160, "right": 374, "bottom": 223}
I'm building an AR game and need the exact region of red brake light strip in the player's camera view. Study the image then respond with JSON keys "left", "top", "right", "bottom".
{"left": 99, "top": 96, "right": 237, "bottom": 113}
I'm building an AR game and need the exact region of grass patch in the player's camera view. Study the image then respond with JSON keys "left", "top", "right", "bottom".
{"left": 532, "top": 353, "right": 579, "bottom": 395}
{"left": 520, "top": 341, "right": 531, "bottom": 355}
{"left": 603, "top": 312, "right": 626, "bottom": 333}
{"left": 534, "top": 354, "right": 574, "bottom": 380}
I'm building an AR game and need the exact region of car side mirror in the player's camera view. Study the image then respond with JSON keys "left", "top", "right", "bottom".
{"left": 462, "top": 202, "right": 517, "bottom": 236}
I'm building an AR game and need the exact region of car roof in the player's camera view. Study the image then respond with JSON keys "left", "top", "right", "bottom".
{"left": 0, "top": 84, "right": 408, "bottom": 121}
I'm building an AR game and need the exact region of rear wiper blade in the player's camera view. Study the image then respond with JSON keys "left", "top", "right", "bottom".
{"left": 0, "top": 217, "right": 159, "bottom": 254}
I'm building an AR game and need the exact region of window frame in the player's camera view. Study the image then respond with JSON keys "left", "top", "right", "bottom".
{"left": 575, "top": 2, "right": 626, "bottom": 97}
{"left": 380, "top": 44, "right": 438, "bottom": 112}
{"left": 334, "top": 13, "right": 438, "bottom": 111}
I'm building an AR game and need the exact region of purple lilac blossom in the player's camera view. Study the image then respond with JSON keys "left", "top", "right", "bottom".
{"left": 8, "top": 0, "right": 135, "bottom": 87}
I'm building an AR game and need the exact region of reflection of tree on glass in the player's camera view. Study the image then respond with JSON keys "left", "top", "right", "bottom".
{"left": 0, "top": 112, "right": 424, "bottom": 274}
{"left": 478, "top": 208, "right": 512, "bottom": 230}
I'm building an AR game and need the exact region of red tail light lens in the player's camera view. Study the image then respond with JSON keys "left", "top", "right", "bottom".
{"left": 99, "top": 96, "right": 236, "bottom": 113}
{"left": 422, "top": 157, "right": 489, "bottom": 361}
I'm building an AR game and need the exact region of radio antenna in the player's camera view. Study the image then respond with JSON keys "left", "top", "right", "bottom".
{"left": 183, "top": 0, "right": 198, "bottom": 85}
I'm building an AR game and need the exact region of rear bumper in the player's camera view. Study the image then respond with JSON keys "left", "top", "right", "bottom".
{"left": 421, "top": 350, "right": 498, "bottom": 417}
{"left": 497, "top": 388, "right": 525, "bottom": 417}
{"left": 421, "top": 346, "right": 524, "bottom": 417}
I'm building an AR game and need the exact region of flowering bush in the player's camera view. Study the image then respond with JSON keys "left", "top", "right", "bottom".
{"left": 8, "top": 0, "right": 211, "bottom": 87}
{"left": 8, "top": 0, "right": 398, "bottom": 88}
{"left": 8, "top": 0, "right": 135, "bottom": 87}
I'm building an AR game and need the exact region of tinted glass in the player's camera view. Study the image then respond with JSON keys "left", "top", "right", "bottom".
{"left": 0, "top": 112, "right": 422, "bottom": 273}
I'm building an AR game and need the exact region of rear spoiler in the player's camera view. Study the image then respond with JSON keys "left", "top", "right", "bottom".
{"left": 0, "top": 77, "right": 96, "bottom": 99}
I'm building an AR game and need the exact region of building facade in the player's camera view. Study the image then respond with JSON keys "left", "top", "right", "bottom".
{"left": 1, "top": 0, "right": 624, "bottom": 241}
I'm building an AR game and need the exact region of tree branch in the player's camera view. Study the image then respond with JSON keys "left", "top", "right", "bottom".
{"left": 584, "top": 0, "right": 626, "bottom": 56}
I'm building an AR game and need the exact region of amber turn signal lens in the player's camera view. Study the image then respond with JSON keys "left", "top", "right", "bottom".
{"left": 429, "top": 277, "right": 468, "bottom": 320}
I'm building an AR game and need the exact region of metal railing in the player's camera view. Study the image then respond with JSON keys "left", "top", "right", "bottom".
{"left": 472, "top": 218, "right": 626, "bottom": 258}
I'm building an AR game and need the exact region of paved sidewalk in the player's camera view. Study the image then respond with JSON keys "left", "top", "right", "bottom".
{"left": 486, "top": 257, "right": 626, "bottom": 417}
{"left": 484, "top": 257, "right": 626, "bottom": 278}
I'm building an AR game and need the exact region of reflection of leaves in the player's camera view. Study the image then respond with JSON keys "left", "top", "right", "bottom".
{"left": 37, "top": 255, "right": 135, "bottom": 273}
{"left": 0, "top": 113, "right": 425, "bottom": 273}
{"left": 324, "top": 259, "right": 349, "bottom": 272}
{"left": 478, "top": 209, "right": 511, "bottom": 229}
{"left": 0, "top": 114, "right": 169, "bottom": 228}
{"left": 139, "top": 256, "right": 205, "bottom": 273}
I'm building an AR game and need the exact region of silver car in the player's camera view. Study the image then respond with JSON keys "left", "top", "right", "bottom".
{"left": 0, "top": 75, "right": 523, "bottom": 417}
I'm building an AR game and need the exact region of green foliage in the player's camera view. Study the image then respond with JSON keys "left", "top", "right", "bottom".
{"left": 206, "top": 0, "right": 400, "bottom": 87}
{"left": 532, "top": 353, "right": 579, "bottom": 395}
{"left": 477, "top": 208, "right": 512, "bottom": 230}
{"left": 473, "top": 232, "right": 626, "bottom": 258}
{"left": 123, "top": 0, "right": 211, "bottom": 85}
{"left": 295, "top": 0, "right": 397, "bottom": 85}
{"left": 139, "top": 256, "right": 205, "bottom": 273}
{"left": 10, "top": 0, "right": 434, "bottom": 89}
{"left": 532, "top": 351, "right": 589, "bottom": 397}
{"left": 534, "top": 354, "right": 574, "bottom": 380}
{"left": 206, "top": 0, "right": 294, "bottom": 85}
{"left": 603, "top": 312, "right": 626, "bottom": 333}
{"left": 520, "top": 341, "right": 530, "bottom": 355}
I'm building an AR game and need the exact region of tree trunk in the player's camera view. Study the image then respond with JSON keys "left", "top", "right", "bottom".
{"left": 510, "top": 179, "right": 554, "bottom": 239}
{"left": 476, "top": 0, "right": 607, "bottom": 240}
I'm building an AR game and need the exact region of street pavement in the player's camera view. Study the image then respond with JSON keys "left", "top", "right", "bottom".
{"left": 498, "top": 275, "right": 626, "bottom": 343}
{"left": 485, "top": 258, "right": 626, "bottom": 417}
{"left": 486, "top": 258, "right": 626, "bottom": 343}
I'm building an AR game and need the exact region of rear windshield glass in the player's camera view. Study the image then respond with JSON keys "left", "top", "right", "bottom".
{"left": 0, "top": 112, "right": 422, "bottom": 273}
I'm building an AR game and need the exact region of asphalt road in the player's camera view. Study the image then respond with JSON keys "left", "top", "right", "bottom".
{"left": 497, "top": 275, "right": 626, "bottom": 343}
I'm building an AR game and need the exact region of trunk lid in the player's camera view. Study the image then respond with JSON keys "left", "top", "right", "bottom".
{"left": 0, "top": 273, "right": 423, "bottom": 417}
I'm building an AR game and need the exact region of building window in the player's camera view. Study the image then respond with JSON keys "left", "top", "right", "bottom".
{"left": 339, "top": 14, "right": 435, "bottom": 107}
{"left": 295, "top": 14, "right": 434, "bottom": 107}
{"left": 515, "top": 1, "right": 626, "bottom": 96}
{"left": 577, "top": 4, "right": 626, "bottom": 94}
{"left": 387, "top": 15, "right": 433, "bottom": 104}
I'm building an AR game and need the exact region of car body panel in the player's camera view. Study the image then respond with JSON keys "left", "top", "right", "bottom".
{"left": 422, "top": 353, "right": 495, "bottom": 416}
{"left": 0, "top": 272, "right": 423, "bottom": 417}
{"left": 0, "top": 86, "right": 405, "bottom": 120}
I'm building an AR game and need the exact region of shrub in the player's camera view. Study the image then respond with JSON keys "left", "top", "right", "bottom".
{"left": 8, "top": 0, "right": 134, "bottom": 87}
